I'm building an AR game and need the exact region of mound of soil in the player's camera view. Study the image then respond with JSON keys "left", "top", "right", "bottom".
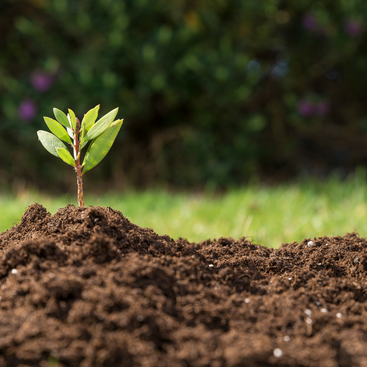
{"left": 0, "top": 203, "right": 366, "bottom": 366}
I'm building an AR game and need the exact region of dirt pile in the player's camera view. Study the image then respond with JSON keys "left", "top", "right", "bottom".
{"left": 0, "top": 203, "right": 366, "bottom": 366}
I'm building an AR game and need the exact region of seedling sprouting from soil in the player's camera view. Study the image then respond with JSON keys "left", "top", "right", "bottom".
{"left": 37, "top": 105, "right": 123, "bottom": 207}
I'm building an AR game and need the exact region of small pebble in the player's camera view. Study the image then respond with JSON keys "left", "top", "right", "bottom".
{"left": 273, "top": 348, "right": 283, "bottom": 358}
{"left": 284, "top": 335, "right": 290, "bottom": 342}
{"left": 208, "top": 264, "right": 214, "bottom": 268}
{"left": 137, "top": 315, "right": 144, "bottom": 322}
{"left": 288, "top": 278, "right": 292, "bottom": 280}
{"left": 317, "top": 263, "right": 322, "bottom": 266}
{"left": 307, "top": 241, "right": 315, "bottom": 247}
{"left": 11, "top": 269, "right": 18, "bottom": 274}
{"left": 245, "top": 298, "right": 250, "bottom": 303}
{"left": 306, "top": 318, "right": 312, "bottom": 324}
{"left": 336, "top": 313, "right": 342, "bottom": 318}
{"left": 321, "top": 308, "right": 328, "bottom": 313}
{"left": 354, "top": 257, "right": 360, "bottom": 263}
{"left": 304, "top": 309, "right": 312, "bottom": 317}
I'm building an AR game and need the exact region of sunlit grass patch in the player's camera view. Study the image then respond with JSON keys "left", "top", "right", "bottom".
{"left": 1, "top": 173, "right": 367, "bottom": 248}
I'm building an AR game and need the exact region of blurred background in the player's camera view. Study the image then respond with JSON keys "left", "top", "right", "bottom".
{"left": 2, "top": 0, "right": 367, "bottom": 246}
{"left": 3, "top": 0, "right": 367, "bottom": 192}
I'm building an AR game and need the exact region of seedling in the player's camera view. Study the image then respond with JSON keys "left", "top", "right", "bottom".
{"left": 37, "top": 105, "right": 123, "bottom": 207}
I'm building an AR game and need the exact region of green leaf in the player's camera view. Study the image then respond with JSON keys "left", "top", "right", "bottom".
{"left": 56, "top": 148, "right": 75, "bottom": 167}
{"left": 80, "top": 105, "right": 100, "bottom": 143}
{"left": 44, "top": 117, "right": 72, "bottom": 144}
{"left": 80, "top": 121, "right": 85, "bottom": 143}
{"left": 53, "top": 108, "right": 71, "bottom": 128}
{"left": 82, "top": 119, "right": 123, "bottom": 174}
{"left": 83, "top": 107, "right": 119, "bottom": 142}
{"left": 68, "top": 109, "right": 76, "bottom": 130}
{"left": 80, "top": 139, "right": 89, "bottom": 150}
{"left": 37, "top": 130, "right": 69, "bottom": 158}
{"left": 67, "top": 127, "right": 74, "bottom": 140}
{"left": 81, "top": 105, "right": 100, "bottom": 133}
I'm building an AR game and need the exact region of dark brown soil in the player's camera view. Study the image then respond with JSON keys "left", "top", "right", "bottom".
{"left": 0, "top": 203, "right": 366, "bottom": 366}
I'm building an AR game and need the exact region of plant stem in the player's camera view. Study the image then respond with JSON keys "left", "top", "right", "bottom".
{"left": 74, "top": 118, "right": 84, "bottom": 207}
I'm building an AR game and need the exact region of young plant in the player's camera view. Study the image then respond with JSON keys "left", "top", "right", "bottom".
{"left": 37, "top": 105, "right": 123, "bottom": 207}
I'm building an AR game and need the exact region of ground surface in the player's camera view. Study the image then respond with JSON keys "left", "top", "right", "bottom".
{"left": 0, "top": 203, "right": 366, "bottom": 367}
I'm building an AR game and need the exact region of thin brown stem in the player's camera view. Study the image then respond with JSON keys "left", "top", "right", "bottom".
{"left": 73, "top": 118, "right": 84, "bottom": 207}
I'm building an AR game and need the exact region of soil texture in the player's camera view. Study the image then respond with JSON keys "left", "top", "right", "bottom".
{"left": 0, "top": 203, "right": 366, "bottom": 367}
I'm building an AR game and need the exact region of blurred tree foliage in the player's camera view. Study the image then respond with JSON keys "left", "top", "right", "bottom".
{"left": 1, "top": 0, "right": 367, "bottom": 191}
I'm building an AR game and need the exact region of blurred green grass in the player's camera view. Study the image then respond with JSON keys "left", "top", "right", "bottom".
{"left": 2, "top": 174, "right": 367, "bottom": 248}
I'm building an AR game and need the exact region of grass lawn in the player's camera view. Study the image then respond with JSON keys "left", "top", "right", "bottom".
{"left": 2, "top": 174, "right": 367, "bottom": 248}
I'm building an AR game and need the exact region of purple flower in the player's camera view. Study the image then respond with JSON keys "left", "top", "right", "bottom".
{"left": 345, "top": 20, "right": 363, "bottom": 37}
{"left": 302, "top": 14, "right": 318, "bottom": 31}
{"left": 297, "top": 100, "right": 316, "bottom": 117}
{"left": 30, "top": 71, "right": 54, "bottom": 92}
{"left": 18, "top": 99, "right": 37, "bottom": 121}
{"left": 302, "top": 14, "right": 326, "bottom": 35}
{"left": 316, "top": 102, "right": 330, "bottom": 116}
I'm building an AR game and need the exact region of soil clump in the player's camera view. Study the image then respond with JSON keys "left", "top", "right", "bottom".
{"left": 0, "top": 203, "right": 366, "bottom": 366}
